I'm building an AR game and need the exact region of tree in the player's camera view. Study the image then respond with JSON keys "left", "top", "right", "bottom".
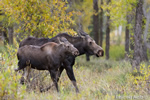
{"left": 105, "top": 0, "right": 111, "bottom": 60}
{"left": 8, "top": 26, "right": 13, "bottom": 45}
{"left": 132, "top": 0, "right": 145, "bottom": 71}
{"left": 143, "top": 0, "right": 150, "bottom": 61}
{"left": 143, "top": 0, "right": 150, "bottom": 50}
{"left": 125, "top": 9, "right": 135, "bottom": 60}
{"left": 0, "top": 0, "right": 78, "bottom": 40}
{"left": 125, "top": 15, "right": 130, "bottom": 60}
{"left": 0, "top": 27, "right": 8, "bottom": 45}
{"left": 0, "top": 10, "right": 13, "bottom": 45}
{"left": 102, "top": 0, "right": 137, "bottom": 60}
{"left": 99, "top": 0, "right": 103, "bottom": 47}
{"left": 71, "top": 0, "right": 93, "bottom": 33}
{"left": 93, "top": 0, "right": 99, "bottom": 44}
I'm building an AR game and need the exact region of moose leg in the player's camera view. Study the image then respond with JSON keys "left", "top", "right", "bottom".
{"left": 40, "top": 67, "right": 64, "bottom": 92}
{"left": 49, "top": 70, "right": 59, "bottom": 92}
{"left": 15, "top": 59, "right": 29, "bottom": 71}
{"left": 20, "top": 69, "right": 26, "bottom": 84}
{"left": 21, "top": 66, "right": 31, "bottom": 84}
{"left": 40, "top": 83, "right": 55, "bottom": 92}
{"left": 57, "top": 66, "right": 64, "bottom": 82}
{"left": 86, "top": 53, "right": 90, "bottom": 61}
{"left": 65, "top": 66, "right": 79, "bottom": 93}
{"left": 25, "top": 66, "right": 31, "bottom": 82}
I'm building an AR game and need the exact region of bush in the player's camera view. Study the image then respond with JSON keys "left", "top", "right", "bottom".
{"left": 0, "top": 68, "right": 26, "bottom": 100}
{"left": 0, "top": 44, "right": 26, "bottom": 100}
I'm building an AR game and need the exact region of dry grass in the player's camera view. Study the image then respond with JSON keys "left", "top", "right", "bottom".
{"left": 1, "top": 45, "right": 150, "bottom": 100}
{"left": 22, "top": 56, "right": 140, "bottom": 100}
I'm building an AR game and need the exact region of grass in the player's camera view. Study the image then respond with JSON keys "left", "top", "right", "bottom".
{"left": 22, "top": 60, "right": 131, "bottom": 100}
{"left": 22, "top": 57, "right": 150, "bottom": 100}
{"left": 0, "top": 44, "right": 150, "bottom": 100}
{"left": 102, "top": 44, "right": 125, "bottom": 61}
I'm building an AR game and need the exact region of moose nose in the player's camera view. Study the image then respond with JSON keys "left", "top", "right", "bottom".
{"left": 74, "top": 51, "right": 79, "bottom": 56}
{"left": 97, "top": 50, "right": 104, "bottom": 56}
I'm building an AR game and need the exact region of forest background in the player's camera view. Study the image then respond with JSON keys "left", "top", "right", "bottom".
{"left": 0, "top": 0, "right": 150, "bottom": 100}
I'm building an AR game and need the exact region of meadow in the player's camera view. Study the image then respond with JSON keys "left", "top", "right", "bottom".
{"left": 0, "top": 42, "right": 150, "bottom": 100}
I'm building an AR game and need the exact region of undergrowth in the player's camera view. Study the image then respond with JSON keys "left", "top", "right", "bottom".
{"left": 102, "top": 44, "right": 125, "bottom": 61}
{"left": 0, "top": 44, "right": 150, "bottom": 100}
{"left": 0, "top": 44, "right": 26, "bottom": 100}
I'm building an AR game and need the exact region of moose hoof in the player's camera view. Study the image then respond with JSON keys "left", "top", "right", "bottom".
{"left": 20, "top": 77, "right": 25, "bottom": 85}
{"left": 14, "top": 68, "right": 19, "bottom": 72}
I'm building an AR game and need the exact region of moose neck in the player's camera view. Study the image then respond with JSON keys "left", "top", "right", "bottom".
{"left": 61, "top": 35, "right": 85, "bottom": 55}
{"left": 54, "top": 33, "right": 87, "bottom": 56}
{"left": 56, "top": 45, "right": 68, "bottom": 60}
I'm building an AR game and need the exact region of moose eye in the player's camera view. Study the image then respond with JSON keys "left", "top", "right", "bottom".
{"left": 67, "top": 46, "right": 70, "bottom": 49}
{"left": 89, "top": 41, "right": 92, "bottom": 45}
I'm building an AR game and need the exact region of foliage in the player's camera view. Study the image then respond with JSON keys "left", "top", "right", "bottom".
{"left": 119, "top": 63, "right": 150, "bottom": 99}
{"left": 0, "top": 67, "right": 26, "bottom": 100}
{"left": 102, "top": 0, "right": 137, "bottom": 28}
{"left": 132, "top": 64, "right": 150, "bottom": 94}
{"left": 0, "top": 44, "right": 26, "bottom": 100}
{"left": 102, "top": 43, "right": 125, "bottom": 60}
{"left": 72, "top": 0, "right": 93, "bottom": 33}
{"left": 0, "top": 0, "right": 79, "bottom": 38}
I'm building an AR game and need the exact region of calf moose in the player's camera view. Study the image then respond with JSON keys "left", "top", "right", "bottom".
{"left": 15, "top": 40, "right": 79, "bottom": 92}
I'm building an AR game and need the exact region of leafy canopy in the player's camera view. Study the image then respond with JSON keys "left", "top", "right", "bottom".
{"left": 102, "top": 0, "right": 137, "bottom": 28}
{"left": 0, "top": 0, "right": 80, "bottom": 38}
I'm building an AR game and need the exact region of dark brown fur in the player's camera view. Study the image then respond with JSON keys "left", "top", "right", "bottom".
{"left": 16, "top": 42, "right": 79, "bottom": 92}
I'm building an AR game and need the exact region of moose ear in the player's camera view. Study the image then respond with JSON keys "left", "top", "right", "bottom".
{"left": 57, "top": 37, "right": 61, "bottom": 43}
{"left": 57, "top": 37, "right": 64, "bottom": 44}
{"left": 80, "top": 30, "right": 88, "bottom": 36}
{"left": 59, "top": 37, "right": 68, "bottom": 43}
{"left": 40, "top": 43, "right": 48, "bottom": 51}
{"left": 77, "top": 28, "right": 89, "bottom": 39}
{"left": 40, "top": 45, "right": 44, "bottom": 51}
{"left": 77, "top": 30, "right": 85, "bottom": 38}
{"left": 58, "top": 43, "right": 64, "bottom": 48}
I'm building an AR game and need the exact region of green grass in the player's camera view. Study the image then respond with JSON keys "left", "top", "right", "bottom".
{"left": 102, "top": 44, "right": 125, "bottom": 60}
{"left": 0, "top": 45, "right": 6, "bottom": 53}
{"left": 109, "top": 44, "right": 125, "bottom": 60}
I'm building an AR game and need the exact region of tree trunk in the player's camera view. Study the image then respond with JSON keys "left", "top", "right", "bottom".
{"left": 125, "top": 15, "right": 130, "bottom": 60}
{"left": 99, "top": 0, "right": 103, "bottom": 47}
{"left": 143, "top": 43, "right": 148, "bottom": 61}
{"left": 132, "top": 0, "right": 144, "bottom": 71}
{"left": 3, "top": 28, "right": 9, "bottom": 45}
{"left": 93, "top": 0, "right": 99, "bottom": 44}
{"left": 8, "top": 26, "right": 13, "bottom": 45}
{"left": 143, "top": 0, "right": 150, "bottom": 61}
{"left": 105, "top": 0, "right": 110, "bottom": 60}
{"left": 130, "top": 34, "right": 134, "bottom": 51}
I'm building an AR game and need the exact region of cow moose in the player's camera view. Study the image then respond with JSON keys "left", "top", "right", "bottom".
{"left": 53, "top": 31, "right": 104, "bottom": 92}
{"left": 15, "top": 40, "right": 79, "bottom": 92}
{"left": 19, "top": 31, "right": 104, "bottom": 93}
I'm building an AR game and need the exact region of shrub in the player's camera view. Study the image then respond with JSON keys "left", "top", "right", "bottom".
{"left": 0, "top": 68, "right": 26, "bottom": 100}
{"left": 0, "top": 44, "right": 26, "bottom": 100}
